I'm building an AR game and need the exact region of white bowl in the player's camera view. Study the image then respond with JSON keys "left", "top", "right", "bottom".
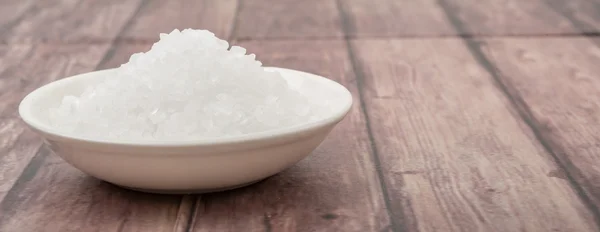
{"left": 18, "top": 67, "right": 353, "bottom": 194}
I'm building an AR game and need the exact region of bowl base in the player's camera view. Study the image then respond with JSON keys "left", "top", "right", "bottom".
{"left": 115, "top": 179, "right": 264, "bottom": 194}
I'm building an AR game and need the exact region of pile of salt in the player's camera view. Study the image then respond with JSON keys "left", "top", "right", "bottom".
{"left": 48, "top": 29, "right": 324, "bottom": 141}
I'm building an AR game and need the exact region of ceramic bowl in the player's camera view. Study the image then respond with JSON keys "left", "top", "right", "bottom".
{"left": 18, "top": 67, "right": 353, "bottom": 194}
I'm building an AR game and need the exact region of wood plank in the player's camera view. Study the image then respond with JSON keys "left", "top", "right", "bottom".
{"left": 0, "top": 146, "right": 192, "bottom": 232}
{"left": 339, "top": 0, "right": 456, "bottom": 37}
{"left": 0, "top": 0, "right": 147, "bottom": 202}
{"left": 0, "top": 44, "right": 109, "bottom": 202}
{"left": 545, "top": 0, "right": 600, "bottom": 33}
{"left": 0, "top": 0, "right": 144, "bottom": 44}
{"left": 121, "top": 0, "right": 238, "bottom": 41}
{"left": 0, "top": 0, "right": 202, "bottom": 229}
{"left": 0, "top": 45, "right": 42, "bottom": 202}
{"left": 0, "top": 43, "right": 195, "bottom": 232}
{"left": 439, "top": 0, "right": 578, "bottom": 35}
{"left": 97, "top": 43, "right": 151, "bottom": 69}
{"left": 101, "top": 0, "right": 240, "bottom": 68}
{"left": 351, "top": 39, "right": 599, "bottom": 231}
{"left": 0, "top": 0, "right": 35, "bottom": 32}
{"left": 479, "top": 37, "right": 600, "bottom": 215}
{"left": 189, "top": 40, "right": 391, "bottom": 232}
{"left": 234, "top": 0, "right": 343, "bottom": 39}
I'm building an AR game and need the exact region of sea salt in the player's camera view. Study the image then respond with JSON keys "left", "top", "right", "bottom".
{"left": 48, "top": 29, "right": 325, "bottom": 141}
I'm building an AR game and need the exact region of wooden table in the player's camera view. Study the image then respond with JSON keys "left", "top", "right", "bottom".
{"left": 1, "top": 0, "right": 600, "bottom": 231}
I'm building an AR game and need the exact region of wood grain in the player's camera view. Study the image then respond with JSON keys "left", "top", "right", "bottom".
{"left": 339, "top": 0, "right": 456, "bottom": 37}
{"left": 100, "top": 0, "right": 240, "bottom": 67}
{"left": 96, "top": 43, "right": 152, "bottom": 70}
{"left": 0, "top": 1, "right": 201, "bottom": 230}
{"left": 351, "top": 39, "right": 599, "bottom": 231}
{"left": 0, "top": 43, "right": 195, "bottom": 232}
{"left": 120, "top": 0, "right": 238, "bottom": 41}
{"left": 0, "top": 0, "right": 150, "bottom": 204}
{"left": 0, "top": 0, "right": 598, "bottom": 230}
{"left": 0, "top": 0, "right": 36, "bottom": 32}
{"left": 0, "top": 146, "right": 192, "bottom": 232}
{"left": 189, "top": 40, "right": 390, "bottom": 232}
{"left": 0, "top": 44, "right": 110, "bottom": 202}
{"left": 479, "top": 37, "right": 600, "bottom": 215}
{"left": 0, "top": 0, "right": 144, "bottom": 44}
{"left": 545, "top": 0, "right": 600, "bottom": 33}
{"left": 0, "top": 44, "right": 41, "bottom": 202}
{"left": 439, "top": 0, "right": 577, "bottom": 35}
{"left": 234, "top": 0, "right": 343, "bottom": 39}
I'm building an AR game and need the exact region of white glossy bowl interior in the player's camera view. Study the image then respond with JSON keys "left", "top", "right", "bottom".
{"left": 18, "top": 67, "right": 353, "bottom": 194}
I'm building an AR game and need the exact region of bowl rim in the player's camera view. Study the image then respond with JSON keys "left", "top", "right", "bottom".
{"left": 18, "top": 67, "right": 353, "bottom": 148}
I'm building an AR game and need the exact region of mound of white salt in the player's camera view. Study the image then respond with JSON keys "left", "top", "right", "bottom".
{"left": 48, "top": 29, "right": 326, "bottom": 141}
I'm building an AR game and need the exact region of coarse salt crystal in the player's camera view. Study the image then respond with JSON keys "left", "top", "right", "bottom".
{"left": 48, "top": 28, "right": 326, "bottom": 141}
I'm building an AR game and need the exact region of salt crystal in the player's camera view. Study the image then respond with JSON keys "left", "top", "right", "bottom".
{"left": 230, "top": 46, "right": 246, "bottom": 56}
{"left": 48, "top": 28, "right": 327, "bottom": 141}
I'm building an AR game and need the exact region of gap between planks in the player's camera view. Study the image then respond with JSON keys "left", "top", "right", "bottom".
{"left": 435, "top": 0, "right": 600, "bottom": 227}
{"left": 334, "top": 0, "right": 403, "bottom": 231}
